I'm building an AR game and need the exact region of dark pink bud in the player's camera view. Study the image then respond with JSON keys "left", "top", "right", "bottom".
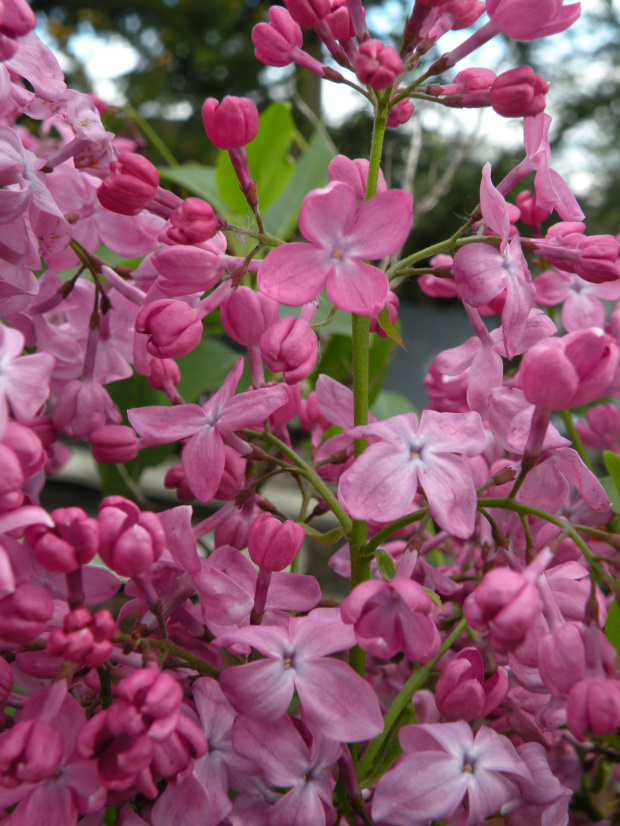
{"left": 202, "top": 96, "right": 259, "bottom": 150}
{"left": 164, "top": 463, "right": 195, "bottom": 502}
{"left": 354, "top": 39, "right": 403, "bottom": 90}
{"left": 90, "top": 425, "right": 139, "bottom": 464}
{"left": 98, "top": 496, "right": 165, "bottom": 577}
{"left": 284, "top": 0, "right": 330, "bottom": 28}
{"left": 27, "top": 415, "right": 59, "bottom": 449}
{"left": 48, "top": 607, "right": 115, "bottom": 667}
{"left": 519, "top": 329, "right": 618, "bottom": 409}
{"left": 0, "top": 0, "right": 36, "bottom": 38}
{"left": 0, "top": 584, "right": 53, "bottom": 644}
{"left": 0, "top": 720, "right": 63, "bottom": 787}
{"left": 463, "top": 567, "right": 542, "bottom": 652}
{"left": 2, "top": 422, "right": 46, "bottom": 478}
{"left": 516, "top": 190, "right": 550, "bottom": 226}
{"left": 567, "top": 679, "right": 620, "bottom": 741}
{"left": 166, "top": 197, "right": 224, "bottom": 245}
{"left": 259, "top": 316, "right": 318, "bottom": 384}
{"left": 326, "top": 0, "right": 354, "bottom": 40}
{"left": 53, "top": 380, "right": 122, "bottom": 440}
{"left": 0, "top": 444, "right": 24, "bottom": 510}
{"left": 436, "top": 648, "right": 508, "bottom": 720}
{"left": 270, "top": 380, "right": 301, "bottom": 427}
{"left": 298, "top": 391, "right": 330, "bottom": 436}
{"left": 430, "top": 67, "right": 495, "bottom": 107}
{"left": 220, "top": 286, "right": 279, "bottom": 346}
{"left": 369, "top": 291, "right": 400, "bottom": 337}
{"left": 136, "top": 299, "right": 203, "bottom": 359}
{"left": 147, "top": 358, "right": 181, "bottom": 393}
{"left": 214, "top": 447, "right": 247, "bottom": 500}
{"left": 248, "top": 511, "right": 305, "bottom": 572}
{"left": 252, "top": 6, "right": 304, "bottom": 68}
{"left": 117, "top": 668, "right": 183, "bottom": 723}
{"left": 98, "top": 153, "right": 159, "bottom": 217}
{"left": 387, "top": 98, "right": 415, "bottom": 128}
{"left": 489, "top": 66, "right": 549, "bottom": 119}
{"left": 26, "top": 507, "right": 99, "bottom": 572}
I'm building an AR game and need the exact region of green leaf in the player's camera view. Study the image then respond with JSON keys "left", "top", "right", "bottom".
{"left": 158, "top": 165, "right": 229, "bottom": 215}
{"left": 377, "top": 305, "right": 406, "bottom": 350}
{"left": 371, "top": 390, "right": 417, "bottom": 421}
{"left": 368, "top": 334, "right": 397, "bottom": 405}
{"left": 375, "top": 547, "right": 397, "bottom": 581}
{"left": 176, "top": 338, "right": 240, "bottom": 403}
{"left": 423, "top": 587, "right": 444, "bottom": 611}
{"left": 263, "top": 128, "right": 335, "bottom": 239}
{"left": 300, "top": 523, "right": 344, "bottom": 544}
{"left": 359, "top": 702, "right": 417, "bottom": 789}
{"left": 600, "top": 475, "right": 620, "bottom": 516}
{"left": 216, "top": 103, "right": 296, "bottom": 215}
{"left": 605, "top": 579, "right": 620, "bottom": 664}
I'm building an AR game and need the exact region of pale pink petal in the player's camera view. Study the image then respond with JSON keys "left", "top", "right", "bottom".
{"left": 182, "top": 426, "right": 225, "bottom": 502}
{"left": 220, "top": 659, "right": 295, "bottom": 720}
{"left": 433, "top": 337, "right": 481, "bottom": 376}
{"left": 346, "top": 190, "right": 413, "bottom": 260}
{"left": 454, "top": 243, "right": 508, "bottom": 307}
{"left": 326, "top": 259, "right": 388, "bottom": 316}
{"left": 419, "top": 410, "right": 486, "bottom": 455}
{"left": 418, "top": 453, "right": 478, "bottom": 539}
{"left": 217, "top": 385, "right": 288, "bottom": 431}
{"left": 296, "top": 658, "right": 384, "bottom": 742}
{"left": 258, "top": 243, "right": 330, "bottom": 306}
{"left": 298, "top": 181, "right": 358, "bottom": 244}
{"left": 128, "top": 404, "right": 207, "bottom": 444}
{"left": 290, "top": 607, "right": 356, "bottom": 658}
{"left": 232, "top": 714, "right": 309, "bottom": 788}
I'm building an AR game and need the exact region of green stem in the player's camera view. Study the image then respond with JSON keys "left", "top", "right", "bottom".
{"left": 115, "top": 633, "right": 219, "bottom": 678}
{"left": 477, "top": 498, "right": 618, "bottom": 592}
{"left": 126, "top": 106, "right": 178, "bottom": 167}
{"left": 97, "top": 666, "right": 113, "bottom": 709}
{"left": 357, "top": 617, "right": 468, "bottom": 786}
{"left": 560, "top": 409, "right": 593, "bottom": 470}
{"left": 225, "top": 224, "right": 285, "bottom": 248}
{"left": 362, "top": 509, "right": 427, "bottom": 559}
{"left": 241, "top": 430, "right": 352, "bottom": 533}
{"left": 387, "top": 235, "right": 502, "bottom": 278}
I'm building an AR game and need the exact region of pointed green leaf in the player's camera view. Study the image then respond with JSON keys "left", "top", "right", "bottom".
{"left": 375, "top": 547, "right": 397, "bottom": 581}
{"left": 377, "top": 305, "right": 406, "bottom": 350}
{"left": 300, "top": 523, "right": 344, "bottom": 544}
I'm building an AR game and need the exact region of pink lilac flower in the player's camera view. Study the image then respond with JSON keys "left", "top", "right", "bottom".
{"left": 371, "top": 721, "right": 531, "bottom": 826}
{"left": 257, "top": 180, "right": 412, "bottom": 316}
{"left": 338, "top": 410, "right": 486, "bottom": 539}
{"left": 128, "top": 358, "right": 288, "bottom": 501}
{"left": 535, "top": 268, "right": 620, "bottom": 331}
{"left": 215, "top": 607, "right": 384, "bottom": 742}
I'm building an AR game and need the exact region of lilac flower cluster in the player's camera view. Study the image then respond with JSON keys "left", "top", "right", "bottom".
{"left": 1, "top": 0, "right": 620, "bottom": 824}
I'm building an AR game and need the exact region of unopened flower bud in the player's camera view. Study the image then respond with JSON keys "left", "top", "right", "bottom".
{"left": 26, "top": 507, "right": 99, "bottom": 572}
{"left": 0, "top": 720, "right": 63, "bottom": 787}
{"left": 53, "top": 380, "right": 122, "bottom": 440}
{"left": 354, "top": 39, "right": 403, "bottom": 90}
{"left": 90, "top": 425, "right": 139, "bottom": 464}
{"left": 97, "top": 154, "right": 159, "bottom": 216}
{"left": 164, "top": 464, "right": 196, "bottom": 502}
{"left": 259, "top": 316, "right": 318, "bottom": 384}
{"left": 48, "top": 607, "right": 115, "bottom": 667}
{"left": 436, "top": 648, "right": 508, "bottom": 720}
{"left": 387, "top": 98, "right": 415, "bottom": 128}
{"left": 136, "top": 299, "right": 203, "bottom": 359}
{"left": 98, "top": 496, "right": 165, "bottom": 577}
{"left": 248, "top": 511, "right": 305, "bottom": 572}
{"left": 284, "top": 0, "right": 330, "bottom": 28}
{"left": 489, "top": 66, "right": 549, "bottom": 119}
{"left": 0, "top": 584, "right": 53, "bottom": 644}
{"left": 166, "top": 197, "right": 225, "bottom": 245}
{"left": 202, "top": 96, "right": 259, "bottom": 150}
{"left": 220, "top": 286, "right": 279, "bottom": 346}
{"left": 516, "top": 190, "right": 550, "bottom": 227}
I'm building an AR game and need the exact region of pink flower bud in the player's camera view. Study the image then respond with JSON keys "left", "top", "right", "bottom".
{"left": 0, "top": 0, "right": 36, "bottom": 38}
{"left": 25, "top": 507, "right": 99, "bottom": 572}
{"left": 284, "top": 0, "right": 330, "bottom": 28}
{"left": 516, "top": 190, "right": 550, "bottom": 226}
{"left": 202, "top": 96, "right": 259, "bottom": 150}
{"left": 90, "top": 425, "right": 139, "bottom": 464}
{"left": 248, "top": 512, "right": 305, "bottom": 572}
{"left": 298, "top": 391, "right": 330, "bottom": 445}
{"left": 519, "top": 329, "right": 618, "bottom": 409}
{"left": 165, "top": 197, "right": 224, "bottom": 245}
{"left": 259, "top": 316, "right": 318, "bottom": 384}
{"left": 48, "top": 607, "right": 115, "bottom": 667}
{"left": 326, "top": 0, "right": 354, "bottom": 40}
{"left": 53, "top": 380, "right": 122, "bottom": 440}
{"left": 369, "top": 291, "right": 400, "bottom": 337}
{"left": 535, "top": 223, "right": 620, "bottom": 284}
{"left": 2, "top": 422, "right": 46, "bottom": 478}
{"left": 463, "top": 567, "right": 542, "bottom": 652}
{"left": 220, "top": 286, "right": 279, "bottom": 346}
{"left": 489, "top": 66, "right": 549, "bottom": 118}
{"left": 164, "top": 463, "right": 195, "bottom": 502}
{"left": 98, "top": 496, "right": 165, "bottom": 577}
{"left": 354, "top": 39, "right": 403, "bottom": 90}
{"left": 28, "top": 415, "right": 59, "bottom": 449}
{"left": 387, "top": 98, "right": 415, "bottom": 128}
{"left": 147, "top": 358, "right": 181, "bottom": 393}
{"left": 270, "top": 380, "right": 301, "bottom": 427}
{"left": 0, "top": 720, "right": 63, "bottom": 787}
{"left": 0, "top": 584, "right": 53, "bottom": 644}
{"left": 117, "top": 668, "right": 183, "bottom": 723}
{"left": 97, "top": 154, "right": 159, "bottom": 216}
{"left": 0, "top": 444, "right": 24, "bottom": 511}
{"left": 136, "top": 299, "right": 203, "bottom": 359}
{"left": 436, "top": 648, "right": 508, "bottom": 720}
{"left": 429, "top": 67, "right": 496, "bottom": 107}
{"left": 252, "top": 6, "right": 304, "bottom": 68}
{"left": 214, "top": 447, "right": 247, "bottom": 500}
{"left": 567, "top": 678, "right": 620, "bottom": 741}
